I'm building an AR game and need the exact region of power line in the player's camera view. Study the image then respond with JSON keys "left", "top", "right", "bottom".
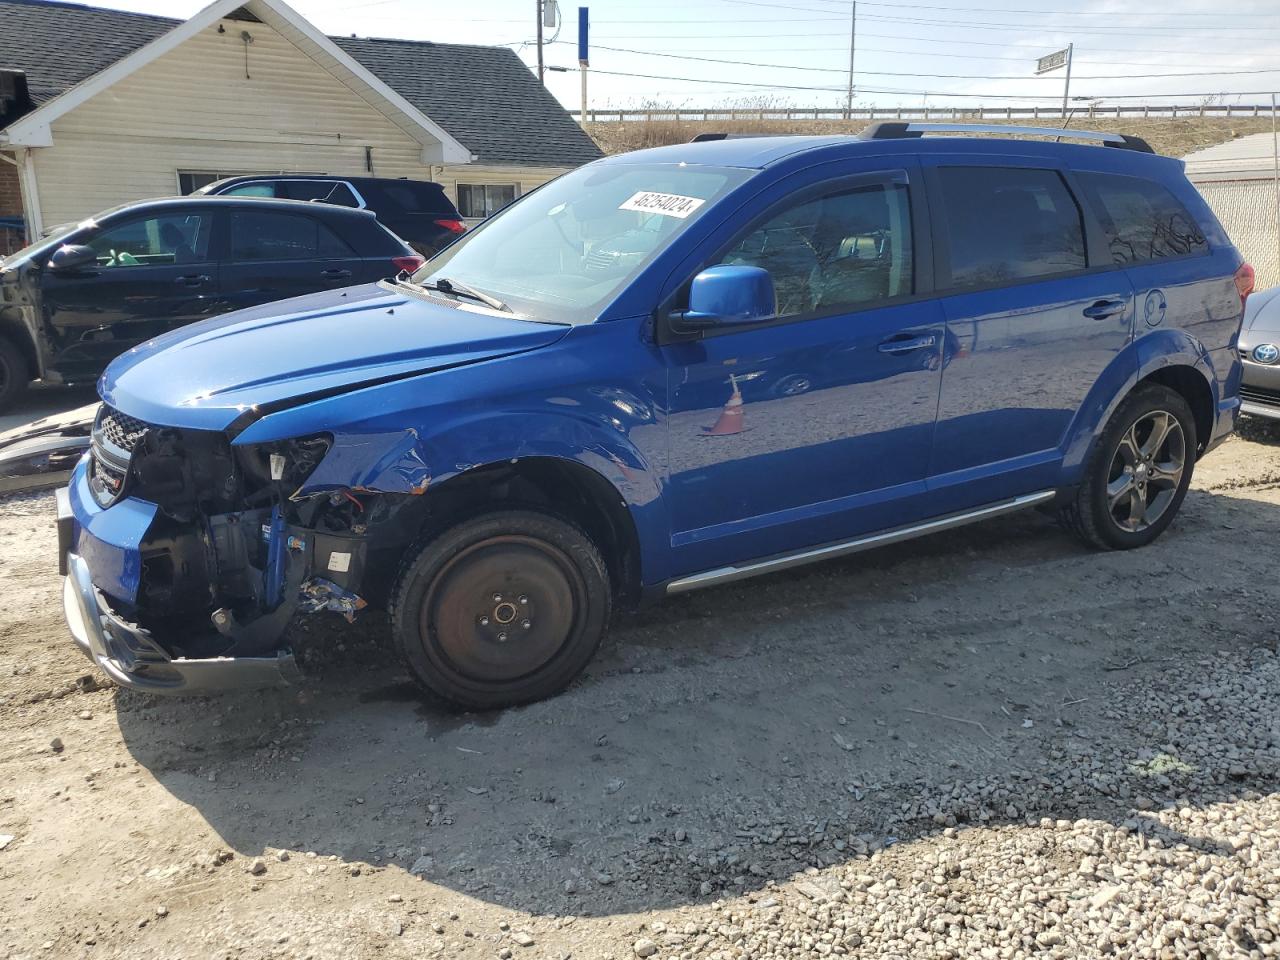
{"left": 589, "top": 29, "right": 1260, "bottom": 57}
{"left": 767, "top": 0, "right": 1271, "bottom": 15}
{"left": 563, "top": 42, "right": 1280, "bottom": 81}
{"left": 853, "top": 12, "right": 1280, "bottom": 36}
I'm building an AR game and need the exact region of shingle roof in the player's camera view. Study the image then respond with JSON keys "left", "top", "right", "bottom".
{"left": 0, "top": 0, "right": 602, "bottom": 167}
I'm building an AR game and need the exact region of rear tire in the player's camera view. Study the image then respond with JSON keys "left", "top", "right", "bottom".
{"left": 390, "top": 510, "right": 611, "bottom": 710}
{"left": 0, "top": 336, "right": 31, "bottom": 414}
{"left": 1061, "top": 384, "right": 1196, "bottom": 550}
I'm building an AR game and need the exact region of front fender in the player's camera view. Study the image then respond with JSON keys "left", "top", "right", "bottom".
{"left": 232, "top": 345, "right": 672, "bottom": 582}
{"left": 1059, "top": 328, "right": 1220, "bottom": 483}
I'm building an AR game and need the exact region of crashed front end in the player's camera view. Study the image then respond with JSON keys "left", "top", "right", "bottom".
{"left": 58, "top": 404, "right": 390, "bottom": 693}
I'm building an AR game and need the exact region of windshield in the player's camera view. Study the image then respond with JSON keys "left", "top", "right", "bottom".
{"left": 414, "top": 162, "right": 751, "bottom": 324}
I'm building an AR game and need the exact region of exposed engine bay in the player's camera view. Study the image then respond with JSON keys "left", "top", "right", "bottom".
{"left": 88, "top": 405, "right": 415, "bottom": 661}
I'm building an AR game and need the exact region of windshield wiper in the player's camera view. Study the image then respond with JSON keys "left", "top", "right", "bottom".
{"left": 421, "top": 276, "right": 511, "bottom": 313}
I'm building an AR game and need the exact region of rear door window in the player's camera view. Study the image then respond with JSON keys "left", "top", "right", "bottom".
{"left": 1076, "top": 171, "right": 1208, "bottom": 264}
{"left": 936, "top": 166, "right": 1087, "bottom": 288}
{"left": 221, "top": 183, "right": 278, "bottom": 198}
{"left": 230, "top": 211, "right": 353, "bottom": 260}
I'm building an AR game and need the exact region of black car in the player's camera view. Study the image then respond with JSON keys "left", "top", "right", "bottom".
{"left": 194, "top": 175, "right": 467, "bottom": 258}
{"left": 0, "top": 196, "right": 422, "bottom": 410}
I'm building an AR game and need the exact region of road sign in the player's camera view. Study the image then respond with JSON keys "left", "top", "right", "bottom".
{"left": 1036, "top": 47, "right": 1069, "bottom": 74}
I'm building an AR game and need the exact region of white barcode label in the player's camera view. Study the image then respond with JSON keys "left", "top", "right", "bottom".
{"left": 619, "top": 191, "right": 706, "bottom": 219}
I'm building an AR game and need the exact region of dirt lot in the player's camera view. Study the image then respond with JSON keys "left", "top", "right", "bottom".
{"left": 2, "top": 422, "right": 1280, "bottom": 960}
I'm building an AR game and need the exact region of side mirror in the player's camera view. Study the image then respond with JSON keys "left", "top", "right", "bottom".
{"left": 677, "top": 264, "right": 775, "bottom": 331}
{"left": 47, "top": 244, "right": 97, "bottom": 272}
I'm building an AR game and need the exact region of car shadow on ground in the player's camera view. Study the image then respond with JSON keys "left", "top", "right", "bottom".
{"left": 113, "top": 486, "right": 1280, "bottom": 918}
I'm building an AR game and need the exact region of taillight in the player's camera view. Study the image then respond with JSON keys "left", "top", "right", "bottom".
{"left": 392, "top": 255, "right": 425, "bottom": 274}
{"left": 434, "top": 219, "right": 467, "bottom": 234}
{"left": 1235, "top": 262, "right": 1256, "bottom": 306}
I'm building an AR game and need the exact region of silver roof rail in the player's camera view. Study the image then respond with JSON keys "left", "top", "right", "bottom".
{"left": 860, "top": 121, "right": 1154, "bottom": 154}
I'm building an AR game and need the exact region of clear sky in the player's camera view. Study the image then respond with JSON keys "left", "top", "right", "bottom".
{"left": 62, "top": 0, "right": 1280, "bottom": 114}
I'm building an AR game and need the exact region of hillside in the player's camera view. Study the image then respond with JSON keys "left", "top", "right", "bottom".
{"left": 586, "top": 116, "right": 1276, "bottom": 159}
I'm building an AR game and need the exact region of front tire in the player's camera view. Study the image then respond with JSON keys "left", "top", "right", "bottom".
{"left": 1062, "top": 384, "right": 1197, "bottom": 550}
{"left": 0, "top": 336, "right": 31, "bottom": 414}
{"left": 390, "top": 510, "right": 611, "bottom": 709}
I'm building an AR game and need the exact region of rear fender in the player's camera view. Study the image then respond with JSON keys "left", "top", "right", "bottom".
{"left": 1059, "top": 328, "right": 1216, "bottom": 483}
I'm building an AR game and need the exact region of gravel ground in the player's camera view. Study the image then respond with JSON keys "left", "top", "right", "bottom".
{"left": 1, "top": 422, "right": 1279, "bottom": 959}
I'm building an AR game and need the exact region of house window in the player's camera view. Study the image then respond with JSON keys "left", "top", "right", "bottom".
{"left": 457, "top": 183, "right": 518, "bottom": 219}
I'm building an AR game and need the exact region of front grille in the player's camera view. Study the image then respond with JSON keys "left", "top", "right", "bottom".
{"left": 1240, "top": 385, "right": 1280, "bottom": 407}
{"left": 97, "top": 406, "right": 149, "bottom": 453}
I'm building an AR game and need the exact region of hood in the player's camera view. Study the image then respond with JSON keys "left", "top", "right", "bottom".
{"left": 1244, "top": 283, "right": 1280, "bottom": 332}
{"left": 102, "top": 283, "right": 571, "bottom": 432}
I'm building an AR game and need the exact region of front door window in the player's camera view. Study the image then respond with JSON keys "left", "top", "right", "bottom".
{"left": 86, "top": 214, "right": 213, "bottom": 268}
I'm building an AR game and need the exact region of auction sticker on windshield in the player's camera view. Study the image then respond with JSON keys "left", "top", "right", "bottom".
{"left": 619, "top": 191, "right": 706, "bottom": 219}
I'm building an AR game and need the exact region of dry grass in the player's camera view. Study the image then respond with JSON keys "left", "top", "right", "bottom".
{"left": 586, "top": 116, "right": 1277, "bottom": 159}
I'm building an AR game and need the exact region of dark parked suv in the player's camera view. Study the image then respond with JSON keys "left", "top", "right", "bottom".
{"left": 0, "top": 196, "right": 423, "bottom": 410}
{"left": 194, "top": 175, "right": 467, "bottom": 258}
{"left": 59, "top": 124, "right": 1249, "bottom": 709}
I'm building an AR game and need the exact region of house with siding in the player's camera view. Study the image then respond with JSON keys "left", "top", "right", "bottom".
{"left": 0, "top": 0, "right": 602, "bottom": 246}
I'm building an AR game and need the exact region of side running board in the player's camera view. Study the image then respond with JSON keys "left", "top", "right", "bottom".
{"left": 665, "top": 490, "right": 1057, "bottom": 594}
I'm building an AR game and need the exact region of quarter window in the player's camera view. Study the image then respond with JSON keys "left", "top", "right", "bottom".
{"left": 230, "top": 211, "right": 353, "bottom": 260}
{"left": 937, "top": 166, "right": 1087, "bottom": 288}
{"left": 86, "top": 213, "right": 212, "bottom": 268}
{"left": 457, "top": 184, "right": 518, "bottom": 219}
{"left": 716, "top": 178, "right": 913, "bottom": 316}
{"left": 1077, "top": 171, "right": 1207, "bottom": 264}
{"left": 283, "top": 181, "right": 362, "bottom": 208}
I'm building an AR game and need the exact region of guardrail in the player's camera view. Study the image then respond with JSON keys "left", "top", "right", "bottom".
{"left": 575, "top": 103, "right": 1280, "bottom": 123}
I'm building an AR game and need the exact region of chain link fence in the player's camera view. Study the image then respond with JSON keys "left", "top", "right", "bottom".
{"left": 1191, "top": 176, "right": 1280, "bottom": 291}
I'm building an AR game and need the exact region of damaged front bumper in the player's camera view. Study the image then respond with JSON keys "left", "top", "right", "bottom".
{"left": 58, "top": 468, "right": 305, "bottom": 694}
{"left": 62, "top": 550, "right": 300, "bottom": 693}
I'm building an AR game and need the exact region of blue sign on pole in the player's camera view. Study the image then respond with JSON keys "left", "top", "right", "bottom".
{"left": 578, "top": 7, "right": 589, "bottom": 65}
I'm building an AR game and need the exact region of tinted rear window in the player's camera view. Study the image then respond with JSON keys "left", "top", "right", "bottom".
{"left": 372, "top": 181, "right": 456, "bottom": 215}
{"left": 1077, "top": 171, "right": 1208, "bottom": 264}
{"left": 938, "top": 166, "right": 1087, "bottom": 289}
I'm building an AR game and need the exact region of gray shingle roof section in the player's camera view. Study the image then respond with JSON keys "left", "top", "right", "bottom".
{"left": 0, "top": 0, "right": 602, "bottom": 167}
{"left": 0, "top": 0, "right": 175, "bottom": 104}
{"left": 333, "top": 37, "right": 602, "bottom": 167}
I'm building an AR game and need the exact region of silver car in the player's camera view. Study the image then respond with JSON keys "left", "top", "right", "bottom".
{"left": 1239, "top": 285, "right": 1280, "bottom": 419}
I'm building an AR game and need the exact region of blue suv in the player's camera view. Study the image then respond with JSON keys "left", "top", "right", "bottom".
{"left": 57, "top": 124, "right": 1251, "bottom": 708}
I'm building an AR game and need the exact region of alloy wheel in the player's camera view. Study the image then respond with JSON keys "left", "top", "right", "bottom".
{"left": 1105, "top": 409, "right": 1186, "bottom": 533}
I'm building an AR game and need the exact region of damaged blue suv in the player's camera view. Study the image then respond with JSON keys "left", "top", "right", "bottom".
{"left": 58, "top": 124, "right": 1250, "bottom": 708}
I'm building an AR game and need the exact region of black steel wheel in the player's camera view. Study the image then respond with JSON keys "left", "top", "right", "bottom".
{"left": 390, "top": 511, "right": 611, "bottom": 709}
{"left": 1062, "top": 384, "right": 1197, "bottom": 550}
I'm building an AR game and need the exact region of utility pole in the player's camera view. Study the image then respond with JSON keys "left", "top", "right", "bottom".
{"left": 536, "top": 0, "right": 545, "bottom": 84}
{"left": 578, "top": 7, "right": 589, "bottom": 124}
{"left": 844, "top": 1, "right": 856, "bottom": 121}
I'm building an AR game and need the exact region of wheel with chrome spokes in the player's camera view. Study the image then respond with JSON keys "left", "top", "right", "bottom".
{"left": 1062, "top": 384, "right": 1197, "bottom": 550}
{"left": 1105, "top": 409, "right": 1186, "bottom": 533}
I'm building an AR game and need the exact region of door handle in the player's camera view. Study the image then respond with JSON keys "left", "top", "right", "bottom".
{"left": 878, "top": 334, "right": 937, "bottom": 354}
{"left": 1083, "top": 299, "right": 1127, "bottom": 320}
{"left": 174, "top": 274, "right": 211, "bottom": 286}
{"left": 321, "top": 268, "right": 353, "bottom": 280}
